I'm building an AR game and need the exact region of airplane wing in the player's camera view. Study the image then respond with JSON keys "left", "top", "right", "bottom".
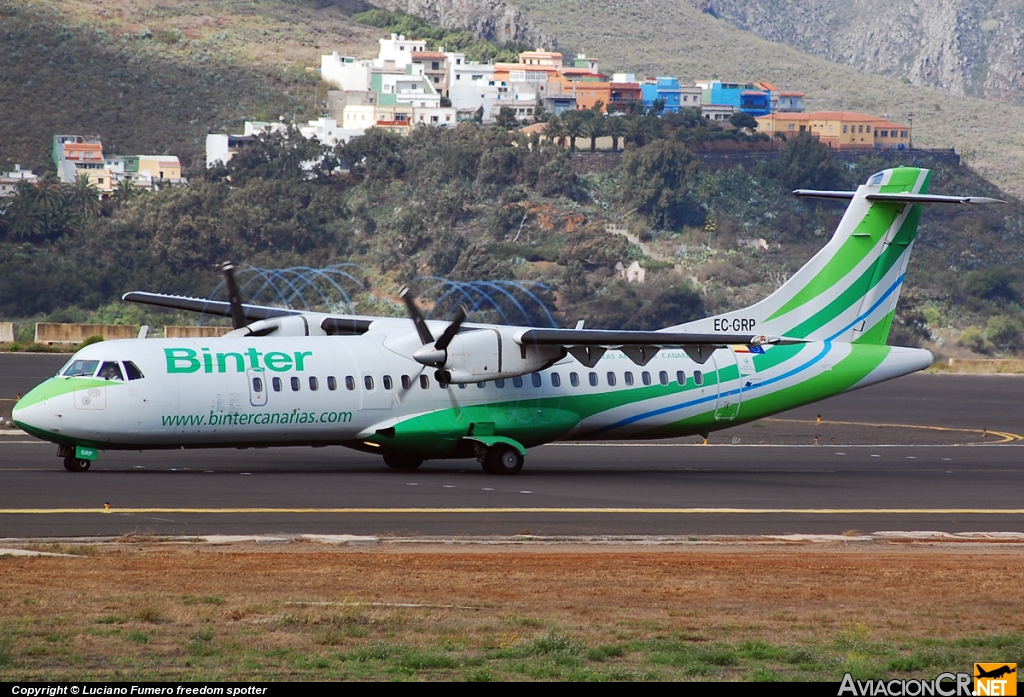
{"left": 122, "top": 291, "right": 300, "bottom": 321}
{"left": 122, "top": 291, "right": 375, "bottom": 336}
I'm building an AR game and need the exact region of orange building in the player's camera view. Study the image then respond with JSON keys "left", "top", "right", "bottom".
{"left": 545, "top": 75, "right": 641, "bottom": 112}
{"left": 755, "top": 111, "right": 910, "bottom": 150}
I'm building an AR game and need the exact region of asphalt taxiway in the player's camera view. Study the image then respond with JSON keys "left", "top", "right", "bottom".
{"left": 1, "top": 353, "right": 1022, "bottom": 537}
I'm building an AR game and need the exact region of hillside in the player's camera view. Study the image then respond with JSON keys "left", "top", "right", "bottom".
{"left": 0, "top": 0, "right": 383, "bottom": 171}
{"left": 703, "top": 0, "right": 1024, "bottom": 107}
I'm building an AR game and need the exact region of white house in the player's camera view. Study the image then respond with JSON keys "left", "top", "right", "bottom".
{"left": 0, "top": 165, "right": 38, "bottom": 197}
{"left": 321, "top": 52, "right": 372, "bottom": 91}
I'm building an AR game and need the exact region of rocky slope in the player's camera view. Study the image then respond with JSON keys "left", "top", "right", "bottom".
{"left": 700, "top": 0, "right": 1024, "bottom": 106}
{"left": 373, "top": 0, "right": 554, "bottom": 47}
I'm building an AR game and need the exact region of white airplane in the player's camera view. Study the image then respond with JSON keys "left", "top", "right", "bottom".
{"left": 13, "top": 167, "right": 1001, "bottom": 474}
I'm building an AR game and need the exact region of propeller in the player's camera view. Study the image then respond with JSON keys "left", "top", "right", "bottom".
{"left": 221, "top": 261, "right": 247, "bottom": 330}
{"left": 399, "top": 286, "right": 434, "bottom": 346}
{"left": 399, "top": 286, "right": 468, "bottom": 373}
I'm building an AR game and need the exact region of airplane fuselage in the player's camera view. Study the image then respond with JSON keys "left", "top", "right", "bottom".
{"left": 13, "top": 334, "right": 932, "bottom": 460}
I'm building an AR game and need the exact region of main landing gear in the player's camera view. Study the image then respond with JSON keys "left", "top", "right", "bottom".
{"left": 479, "top": 443, "right": 524, "bottom": 476}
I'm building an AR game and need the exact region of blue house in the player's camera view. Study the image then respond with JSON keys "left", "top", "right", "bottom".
{"left": 641, "top": 77, "right": 682, "bottom": 113}
{"left": 697, "top": 80, "right": 771, "bottom": 117}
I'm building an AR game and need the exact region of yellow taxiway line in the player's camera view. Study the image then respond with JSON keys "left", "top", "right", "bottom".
{"left": 1, "top": 508, "right": 1023, "bottom": 515}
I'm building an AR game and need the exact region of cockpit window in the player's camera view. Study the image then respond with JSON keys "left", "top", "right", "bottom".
{"left": 124, "top": 361, "right": 144, "bottom": 381}
{"left": 63, "top": 360, "right": 100, "bottom": 377}
{"left": 97, "top": 361, "right": 124, "bottom": 381}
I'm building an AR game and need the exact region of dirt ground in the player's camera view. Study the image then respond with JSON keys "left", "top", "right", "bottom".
{"left": 1, "top": 540, "right": 1022, "bottom": 680}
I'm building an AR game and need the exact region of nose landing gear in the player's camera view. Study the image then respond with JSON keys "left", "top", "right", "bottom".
{"left": 62, "top": 454, "right": 91, "bottom": 472}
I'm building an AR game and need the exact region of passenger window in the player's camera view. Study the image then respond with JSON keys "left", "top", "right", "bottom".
{"left": 252, "top": 377, "right": 263, "bottom": 393}
{"left": 272, "top": 377, "right": 282, "bottom": 392}
{"left": 327, "top": 376, "right": 337, "bottom": 391}
{"left": 642, "top": 371, "right": 651, "bottom": 386}
{"left": 438, "top": 379, "right": 448, "bottom": 389}
{"left": 63, "top": 360, "right": 99, "bottom": 377}
{"left": 291, "top": 376, "right": 300, "bottom": 391}
{"left": 364, "top": 376, "right": 373, "bottom": 390}
{"left": 98, "top": 361, "right": 124, "bottom": 381}
{"left": 624, "top": 371, "right": 634, "bottom": 386}
{"left": 551, "top": 373, "right": 561, "bottom": 387}
{"left": 345, "top": 376, "right": 355, "bottom": 390}
{"left": 513, "top": 376, "right": 523, "bottom": 388}
{"left": 458, "top": 382, "right": 467, "bottom": 389}
{"left": 606, "top": 372, "right": 616, "bottom": 387}
{"left": 677, "top": 370, "right": 686, "bottom": 385}
{"left": 401, "top": 375, "right": 412, "bottom": 390}
{"left": 659, "top": 371, "right": 669, "bottom": 386}
{"left": 693, "top": 370, "right": 704, "bottom": 386}
{"left": 477, "top": 381, "right": 486, "bottom": 388}
{"left": 495, "top": 378, "right": 505, "bottom": 388}
{"left": 589, "top": 372, "right": 598, "bottom": 386}
{"left": 570, "top": 372, "right": 579, "bottom": 387}
{"left": 420, "top": 375, "right": 429, "bottom": 389}
{"left": 124, "top": 361, "right": 144, "bottom": 380}
{"left": 309, "top": 376, "right": 318, "bottom": 391}
{"left": 383, "top": 375, "right": 393, "bottom": 390}
{"left": 531, "top": 373, "right": 542, "bottom": 388}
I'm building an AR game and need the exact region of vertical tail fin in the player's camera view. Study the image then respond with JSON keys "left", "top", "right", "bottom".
{"left": 676, "top": 167, "right": 932, "bottom": 344}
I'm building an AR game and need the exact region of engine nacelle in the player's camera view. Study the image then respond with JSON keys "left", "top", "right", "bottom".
{"left": 442, "top": 328, "right": 564, "bottom": 384}
{"left": 224, "top": 315, "right": 318, "bottom": 338}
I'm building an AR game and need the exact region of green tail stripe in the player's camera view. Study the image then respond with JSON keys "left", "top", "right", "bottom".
{"left": 766, "top": 205, "right": 898, "bottom": 322}
{"left": 785, "top": 203, "right": 923, "bottom": 340}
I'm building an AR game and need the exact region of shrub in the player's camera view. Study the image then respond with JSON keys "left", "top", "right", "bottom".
{"left": 957, "top": 326, "right": 990, "bottom": 354}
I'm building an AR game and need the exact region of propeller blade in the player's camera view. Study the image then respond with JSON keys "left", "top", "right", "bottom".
{"left": 399, "top": 286, "right": 434, "bottom": 345}
{"left": 434, "top": 305, "right": 468, "bottom": 352}
{"left": 221, "top": 261, "right": 247, "bottom": 330}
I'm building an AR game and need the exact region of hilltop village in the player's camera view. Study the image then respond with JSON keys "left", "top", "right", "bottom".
{"left": 1, "top": 33, "right": 910, "bottom": 192}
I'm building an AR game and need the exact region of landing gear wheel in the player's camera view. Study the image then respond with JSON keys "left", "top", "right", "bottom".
{"left": 482, "top": 444, "right": 524, "bottom": 475}
{"left": 383, "top": 454, "right": 423, "bottom": 470}
{"left": 63, "top": 455, "right": 90, "bottom": 472}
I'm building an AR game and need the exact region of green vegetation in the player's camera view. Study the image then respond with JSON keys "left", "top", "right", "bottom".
{"left": 3, "top": 112, "right": 1024, "bottom": 353}
{"left": 2, "top": 610, "right": 1022, "bottom": 681}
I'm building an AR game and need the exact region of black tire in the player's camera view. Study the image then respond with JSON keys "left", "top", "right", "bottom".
{"left": 383, "top": 454, "right": 423, "bottom": 470}
{"left": 63, "top": 455, "right": 90, "bottom": 472}
{"left": 483, "top": 444, "right": 524, "bottom": 475}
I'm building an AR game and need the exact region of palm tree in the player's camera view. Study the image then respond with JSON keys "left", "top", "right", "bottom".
{"left": 545, "top": 115, "right": 567, "bottom": 149}
{"left": 68, "top": 173, "right": 102, "bottom": 218}
{"left": 561, "top": 110, "right": 585, "bottom": 152}
{"left": 580, "top": 114, "right": 607, "bottom": 153}
{"left": 112, "top": 178, "right": 140, "bottom": 207}
{"left": 2, "top": 182, "right": 46, "bottom": 239}
{"left": 606, "top": 115, "right": 627, "bottom": 152}
{"left": 623, "top": 115, "right": 658, "bottom": 149}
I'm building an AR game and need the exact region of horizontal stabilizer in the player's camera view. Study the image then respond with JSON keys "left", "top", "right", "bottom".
{"left": 794, "top": 190, "right": 1004, "bottom": 205}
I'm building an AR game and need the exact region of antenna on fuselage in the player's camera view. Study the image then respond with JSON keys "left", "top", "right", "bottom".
{"left": 220, "top": 261, "right": 247, "bottom": 330}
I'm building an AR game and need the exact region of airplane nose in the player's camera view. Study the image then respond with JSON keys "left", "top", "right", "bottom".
{"left": 12, "top": 379, "right": 70, "bottom": 438}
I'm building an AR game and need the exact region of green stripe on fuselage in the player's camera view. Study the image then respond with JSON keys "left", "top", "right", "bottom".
{"left": 636, "top": 344, "right": 890, "bottom": 439}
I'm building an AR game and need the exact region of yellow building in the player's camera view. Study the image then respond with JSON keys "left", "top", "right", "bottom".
{"left": 756, "top": 111, "right": 910, "bottom": 150}
{"left": 136, "top": 156, "right": 182, "bottom": 181}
